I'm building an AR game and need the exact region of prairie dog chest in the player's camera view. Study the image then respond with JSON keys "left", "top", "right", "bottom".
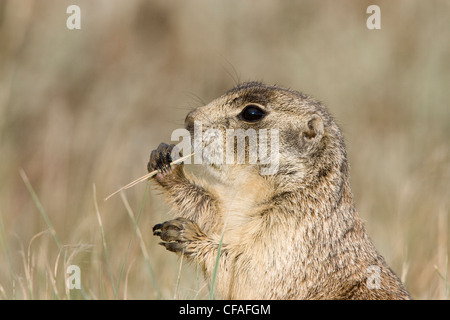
{"left": 212, "top": 167, "right": 273, "bottom": 239}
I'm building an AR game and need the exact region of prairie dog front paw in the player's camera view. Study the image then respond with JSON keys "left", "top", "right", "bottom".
{"left": 152, "top": 217, "right": 206, "bottom": 255}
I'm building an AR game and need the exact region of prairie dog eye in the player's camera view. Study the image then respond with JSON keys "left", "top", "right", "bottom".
{"left": 238, "top": 104, "right": 266, "bottom": 122}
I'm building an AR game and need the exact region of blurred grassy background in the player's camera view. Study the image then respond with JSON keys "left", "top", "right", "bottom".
{"left": 0, "top": 0, "right": 449, "bottom": 299}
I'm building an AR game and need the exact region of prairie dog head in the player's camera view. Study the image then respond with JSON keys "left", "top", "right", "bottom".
{"left": 183, "top": 82, "right": 347, "bottom": 186}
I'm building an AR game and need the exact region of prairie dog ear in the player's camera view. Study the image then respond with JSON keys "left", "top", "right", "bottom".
{"left": 302, "top": 114, "right": 324, "bottom": 140}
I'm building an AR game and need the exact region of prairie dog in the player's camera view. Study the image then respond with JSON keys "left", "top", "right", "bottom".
{"left": 149, "top": 82, "right": 410, "bottom": 299}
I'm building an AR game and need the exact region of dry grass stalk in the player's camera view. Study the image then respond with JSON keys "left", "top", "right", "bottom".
{"left": 104, "top": 153, "right": 194, "bottom": 201}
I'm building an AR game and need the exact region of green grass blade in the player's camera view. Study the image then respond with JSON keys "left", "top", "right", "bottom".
{"left": 209, "top": 234, "right": 223, "bottom": 300}
{"left": 120, "top": 191, "right": 161, "bottom": 299}
{"left": 117, "top": 181, "right": 151, "bottom": 295}
{"left": 19, "top": 169, "right": 63, "bottom": 252}
{"left": 93, "top": 184, "right": 118, "bottom": 299}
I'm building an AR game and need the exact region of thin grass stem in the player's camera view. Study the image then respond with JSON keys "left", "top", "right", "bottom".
{"left": 120, "top": 192, "right": 161, "bottom": 299}
{"left": 209, "top": 234, "right": 224, "bottom": 300}
{"left": 19, "top": 169, "right": 63, "bottom": 252}
{"left": 104, "top": 153, "right": 194, "bottom": 201}
{"left": 117, "top": 180, "right": 151, "bottom": 294}
{"left": 93, "top": 184, "right": 118, "bottom": 299}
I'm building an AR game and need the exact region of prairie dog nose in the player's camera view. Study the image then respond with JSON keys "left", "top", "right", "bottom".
{"left": 185, "top": 109, "right": 197, "bottom": 132}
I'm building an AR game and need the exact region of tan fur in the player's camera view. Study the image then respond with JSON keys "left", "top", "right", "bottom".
{"left": 149, "top": 82, "right": 411, "bottom": 300}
